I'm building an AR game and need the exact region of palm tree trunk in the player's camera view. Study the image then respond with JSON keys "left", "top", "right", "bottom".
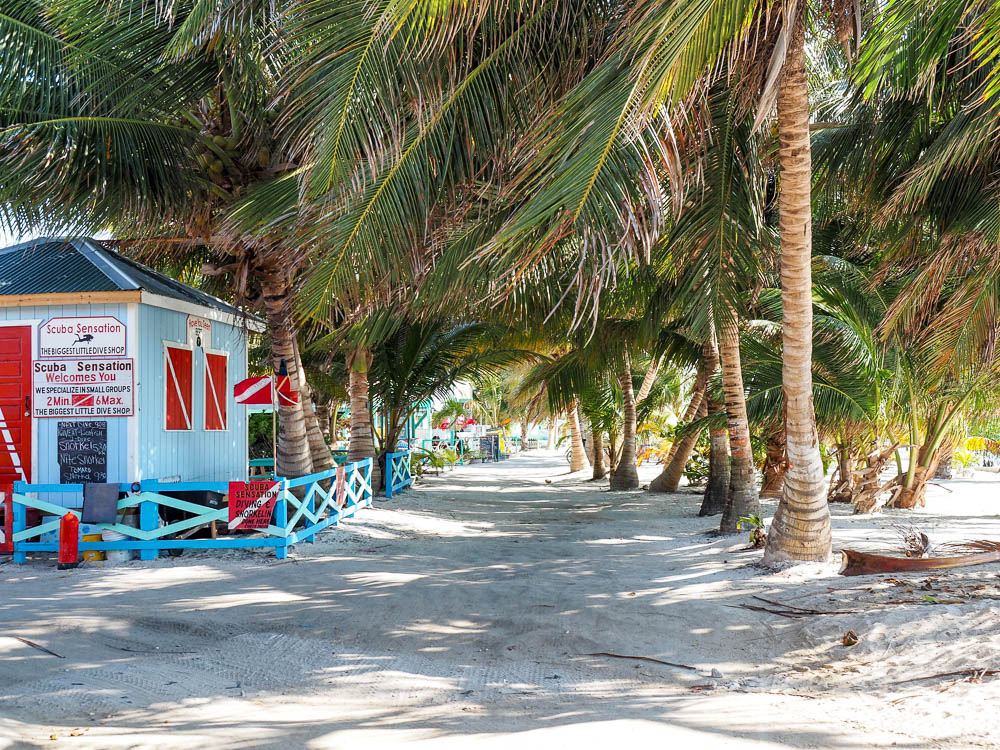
{"left": 650, "top": 340, "right": 717, "bottom": 493}
{"left": 651, "top": 399, "right": 708, "bottom": 493}
{"left": 763, "top": 12, "right": 832, "bottom": 564}
{"left": 760, "top": 428, "right": 787, "bottom": 498}
{"left": 934, "top": 451, "right": 954, "bottom": 480}
{"left": 547, "top": 420, "right": 558, "bottom": 450}
{"left": 699, "top": 395, "right": 730, "bottom": 516}
{"left": 718, "top": 313, "right": 760, "bottom": 533}
{"left": 610, "top": 355, "right": 640, "bottom": 490}
{"left": 636, "top": 355, "right": 662, "bottom": 404}
{"left": 607, "top": 430, "right": 619, "bottom": 475}
{"left": 591, "top": 428, "right": 607, "bottom": 479}
{"left": 567, "top": 400, "right": 589, "bottom": 472}
{"left": 315, "top": 402, "right": 331, "bottom": 441}
{"left": 895, "top": 439, "right": 942, "bottom": 509}
{"left": 292, "top": 337, "right": 334, "bottom": 476}
{"left": 827, "top": 441, "right": 855, "bottom": 503}
{"left": 347, "top": 347, "right": 381, "bottom": 489}
{"left": 258, "top": 268, "right": 313, "bottom": 479}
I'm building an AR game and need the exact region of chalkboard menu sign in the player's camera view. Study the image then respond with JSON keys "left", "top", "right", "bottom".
{"left": 479, "top": 435, "right": 499, "bottom": 462}
{"left": 57, "top": 420, "right": 108, "bottom": 484}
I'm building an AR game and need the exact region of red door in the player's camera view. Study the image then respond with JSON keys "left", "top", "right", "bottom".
{"left": 0, "top": 326, "right": 31, "bottom": 485}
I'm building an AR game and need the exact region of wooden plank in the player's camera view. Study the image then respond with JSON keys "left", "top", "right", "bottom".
{"left": 0, "top": 291, "right": 141, "bottom": 307}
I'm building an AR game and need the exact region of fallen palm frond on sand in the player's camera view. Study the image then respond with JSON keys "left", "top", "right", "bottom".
{"left": 731, "top": 596, "right": 861, "bottom": 618}
{"left": 840, "top": 540, "right": 1000, "bottom": 576}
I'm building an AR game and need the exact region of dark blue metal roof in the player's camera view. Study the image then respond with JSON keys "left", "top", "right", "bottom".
{"left": 0, "top": 240, "right": 122, "bottom": 294}
{"left": 0, "top": 238, "right": 250, "bottom": 319}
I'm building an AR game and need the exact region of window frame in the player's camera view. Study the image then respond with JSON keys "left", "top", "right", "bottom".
{"left": 203, "top": 348, "right": 229, "bottom": 432}
{"left": 163, "top": 341, "right": 195, "bottom": 431}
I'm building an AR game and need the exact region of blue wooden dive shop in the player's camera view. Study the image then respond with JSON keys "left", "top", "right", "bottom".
{"left": 0, "top": 238, "right": 411, "bottom": 562}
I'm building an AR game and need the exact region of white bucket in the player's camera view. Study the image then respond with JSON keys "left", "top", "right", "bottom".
{"left": 102, "top": 527, "right": 134, "bottom": 562}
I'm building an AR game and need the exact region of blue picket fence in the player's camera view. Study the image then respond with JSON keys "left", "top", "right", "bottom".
{"left": 385, "top": 451, "right": 413, "bottom": 498}
{"left": 6, "top": 458, "right": 375, "bottom": 563}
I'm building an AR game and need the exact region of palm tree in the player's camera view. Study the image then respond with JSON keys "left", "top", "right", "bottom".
{"left": 700, "top": 395, "right": 731, "bottom": 516}
{"left": 717, "top": 310, "right": 760, "bottom": 531}
{"left": 650, "top": 81, "right": 768, "bottom": 530}
{"left": 346, "top": 346, "right": 379, "bottom": 486}
{"left": 649, "top": 343, "right": 716, "bottom": 492}
{"left": 762, "top": 10, "right": 832, "bottom": 564}
{"left": 367, "top": 321, "right": 532, "bottom": 467}
{"left": 266, "top": 0, "right": 844, "bottom": 560}
{"left": 0, "top": 0, "right": 330, "bottom": 479}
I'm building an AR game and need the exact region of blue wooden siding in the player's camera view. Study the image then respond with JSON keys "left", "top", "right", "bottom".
{"left": 135, "top": 304, "right": 248, "bottom": 482}
{"left": 0, "top": 303, "right": 130, "bottom": 493}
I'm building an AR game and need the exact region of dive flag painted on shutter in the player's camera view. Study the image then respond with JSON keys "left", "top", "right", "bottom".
{"left": 205, "top": 352, "right": 227, "bottom": 430}
{"left": 165, "top": 344, "right": 193, "bottom": 430}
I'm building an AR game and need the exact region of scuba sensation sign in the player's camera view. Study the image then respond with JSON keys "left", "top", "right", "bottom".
{"left": 228, "top": 481, "right": 281, "bottom": 529}
{"left": 39, "top": 316, "right": 127, "bottom": 358}
{"left": 32, "top": 359, "right": 135, "bottom": 417}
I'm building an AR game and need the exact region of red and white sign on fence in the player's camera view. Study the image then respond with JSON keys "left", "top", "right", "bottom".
{"left": 335, "top": 466, "right": 347, "bottom": 508}
{"left": 227, "top": 481, "right": 281, "bottom": 529}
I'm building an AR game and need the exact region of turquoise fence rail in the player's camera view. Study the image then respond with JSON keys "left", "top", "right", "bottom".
{"left": 8, "top": 458, "right": 373, "bottom": 563}
{"left": 385, "top": 452, "right": 412, "bottom": 498}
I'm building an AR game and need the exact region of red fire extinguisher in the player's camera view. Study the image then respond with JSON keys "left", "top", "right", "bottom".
{"left": 57, "top": 513, "right": 80, "bottom": 570}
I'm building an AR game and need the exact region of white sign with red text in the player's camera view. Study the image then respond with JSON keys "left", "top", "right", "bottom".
{"left": 187, "top": 315, "right": 212, "bottom": 349}
{"left": 39, "top": 316, "right": 127, "bottom": 358}
{"left": 32, "top": 359, "right": 135, "bottom": 417}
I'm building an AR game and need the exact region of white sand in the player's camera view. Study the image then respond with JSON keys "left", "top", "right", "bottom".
{"left": 2, "top": 451, "right": 999, "bottom": 749}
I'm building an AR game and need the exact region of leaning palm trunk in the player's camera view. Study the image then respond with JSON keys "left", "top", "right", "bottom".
{"left": 610, "top": 356, "right": 640, "bottom": 490}
{"left": 934, "top": 451, "right": 954, "bottom": 480}
{"left": 651, "top": 399, "right": 708, "bottom": 493}
{"left": 763, "top": 14, "right": 832, "bottom": 564}
{"left": 292, "top": 338, "right": 334, "bottom": 476}
{"left": 894, "top": 442, "right": 943, "bottom": 509}
{"left": 718, "top": 313, "right": 759, "bottom": 533}
{"left": 893, "top": 401, "right": 967, "bottom": 508}
{"left": 635, "top": 355, "right": 662, "bottom": 404}
{"left": 650, "top": 341, "right": 717, "bottom": 493}
{"left": 567, "top": 400, "right": 589, "bottom": 472}
{"left": 259, "top": 268, "right": 313, "bottom": 479}
{"left": 699, "top": 396, "right": 730, "bottom": 516}
{"left": 591, "top": 429, "right": 607, "bottom": 480}
{"left": 347, "top": 347, "right": 381, "bottom": 490}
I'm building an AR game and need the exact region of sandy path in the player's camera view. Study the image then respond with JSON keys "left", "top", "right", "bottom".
{"left": 2, "top": 451, "right": 999, "bottom": 749}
